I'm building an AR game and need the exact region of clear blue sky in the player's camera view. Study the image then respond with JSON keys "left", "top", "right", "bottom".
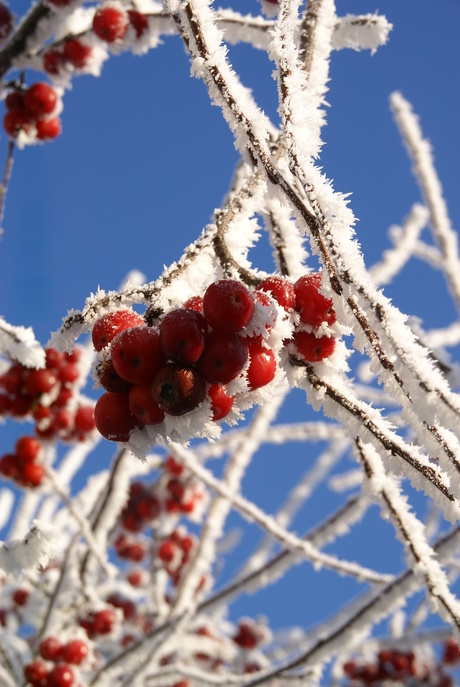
{"left": 0, "top": 0, "right": 459, "bottom": 647}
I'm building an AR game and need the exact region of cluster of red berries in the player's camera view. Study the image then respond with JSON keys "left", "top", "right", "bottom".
{"left": 0, "top": 346, "right": 95, "bottom": 488}
{"left": 24, "top": 636, "right": 88, "bottom": 687}
{"left": 157, "top": 527, "right": 197, "bottom": 586}
{"left": 3, "top": 82, "right": 61, "bottom": 141}
{"left": 233, "top": 619, "right": 267, "bottom": 649}
{"left": 343, "top": 647, "right": 454, "bottom": 687}
{"left": 43, "top": 2, "right": 149, "bottom": 76}
{"left": 0, "top": 435, "right": 45, "bottom": 488}
{"left": 91, "top": 278, "right": 282, "bottom": 442}
{"left": 91, "top": 274, "right": 337, "bottom": 444}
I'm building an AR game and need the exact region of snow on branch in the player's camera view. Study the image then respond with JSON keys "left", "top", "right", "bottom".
{"left": 0, "top": 315, "right": 45, "bottom": 368}
{"left": 0, "top": 520, "right": 60, "bottom": 574}
{"left": 331, "top": 13, "right": 393, "bottom": 55}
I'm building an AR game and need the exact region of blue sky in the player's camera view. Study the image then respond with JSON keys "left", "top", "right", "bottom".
{"left": 0, "top": 0, "right": 459, "bottom": 653}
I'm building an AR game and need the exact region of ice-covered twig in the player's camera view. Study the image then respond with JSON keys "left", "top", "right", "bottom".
{"left": 331, "top": 13, "right": 392, "bottom": 54}
{"left": 0, "top": 315, "right": 45, "bottom": 368}
{"left": 369, "top": 203, "right": 429, "bottom": 286}
{"left": 391, "top": 91, "right": 460, "bottom": 313}
{"left": 356, "top": 438, "right": 460, "bottom": 635}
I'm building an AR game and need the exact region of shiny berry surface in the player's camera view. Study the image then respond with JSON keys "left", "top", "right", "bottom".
{"left": 92, "top": 310, "right": 144, "bottom": 351}
{"left": 23, "top": 83, "right": 57, "bottom": 117}
{"left": 197, "top": 331, "right": 248, "bottom": 384}
{"left": 94, "top": 392, "right": 140, "bottom": 442}
{"left": 151, "top": 364, "right": 206, "bottom": 416}
{"left": 257, "top": 276, "right": 295, "bottom": 310}
{"left": 293, "top": 330, "right": 335, "bottom": 362}
{"left": 203, "top": 280, "right": 254, "bottom": 332}
{"left": 247, "top": 338, "right": 276, "bottom": 390}
{"left": 111, "top": 326, "right": 164, "bottom": 384}
{"left": 294, "top": 273, "right": 336, "bottom": 326}
{"left": 160, "top": 308, "right": 208, "bottom": 364}
{"left": 92, "top": 6, "right": 128, "bottom": 42}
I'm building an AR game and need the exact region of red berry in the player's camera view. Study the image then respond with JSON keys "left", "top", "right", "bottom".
{"left": 207, "top": 384, "right": 234, "bottom": 421}
{"left": 0, "top": 2, "right": 12, "bottom": 40}
{"left": 246, "top": 338, "right": 276, "bottom": 390}
{"left": 293, "top": 330, "right": 335, "bottom": 362}
{"left": 0, "top": 393, "right": 11, "bottom": 414}
{"left": 164, "top": 456, "right": 184, "bottom": 476}
{"left": 58, "top": 362, "right": 79, "bottom": 385}
{"left": 0, "top": 453, "right": 19, "bottom": 479}
{"left": 257, "top": 275, "right": 295, "bottom": 310}
{"left": 96, "top": 355, "right": 132, "bottom": 393}
{"left": 25, "top": 368, "right": 58, "bottom": 397}
{"left": 127, "top": 570, "right": 144, "bottom": 586}
{"left": 157, "top": 540, "right": 175, "bottom": 563}
{"left": 233, "top": 621, "right": 260, "bottom": 649}
{"left": 183, "top": 295, "right": 204, "bottom": 312}
{"left": 92, "top": 5, "right": 128, "bottom": 42}
{"left": 43, "top": 49, "right": 65, "bottom": 75}
{"left": 15, "top": 436, "right": 41, "bottom": 463}
{"left": 94, "top": 392, "right": 141, "bottom": 442}
{"left": 38, "top": 636, "right": 63, "bottom": 661}
{"left": 63, "top": 38, "right": 92, "bottom": 68}
{"left": 159, "top": 309, "right": 208, "bottom": 364}
{"left": 24, "top": 659, "right": 49, "bottom": 686}
{"left": 151, "top": 364, "right": 206, "bottom": 416}
{"left": 5, "top": 91, "right": 25, "bottom": 110}
{"left": 36, "top": 117, "right": 61, "bottom": 141}
{"left": 111, "top": 326, "right": 164, "bottom": 384}
{"left": 92, "top": 309, "right": 144, "bottom": 351}
{"left": 197, "top": 330, "right": 248, "bottom": 384}
{"left": 203, "top": 280, "right": 254, "bottom": 332}
{"left": 11, "top": 395, "right": 33, "bottom": 417}
{"left": 45, "top": 347, "right": 65, "bottom": 368}
{"left": 3, "top": 108, "right": 33, "bottom": 137}
{"left": 53, "top": 386, "right": 73, "bottom": 407}
{"left": 127, "top": 9, "right": 148, "bottom": 38}
{"left": 47, "top": 663, "right": 75, "bottom": 687}
{"left": 129, "top": 383, "right": 165, "bottom": 424}
{"left": 24, "top": 82, "right": 57, "bottom": 117}
{"left": 12, "top": 588, "right": 28, "bottom": 606}
{"left": 61, "top": 638, "right": 88, "bottom": 665}
{"left": 18, "top": 461, "right": 45, "bottom": 487}
{"left": 93, "top": 608, "right": 116, "bottom": 634}
{"left": 294, "top": 273, "right": 336, "bottom": 327}
{"left": 74, "top": 406, "right": 96, "bottom": 433}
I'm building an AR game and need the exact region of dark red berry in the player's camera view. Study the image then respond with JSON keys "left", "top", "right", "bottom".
{"left": 43, "top": 49, "right": 65, "bottom": 75}
{"left": 197, "top": 330, "right": 248, "bottom": 384}
{"left": 0, "top": 2, "right": 12, "bottom": 40}
{"left": 0, "top": 453, "right": 19, "bottom": 479}
{"left": 61, "top": 638, "right": 88, "bottom": 665}
{"left": 203, "top": 280, "right": 254, "bottom": 332}
{"left": 151, "top": 364, "right": 206, "bottom": 416}
{"left": 93, "top": 608, "right": 116, "bottom": 634}
{"left": 15, "top": 435, "right": 41, "bottom": 463}
{"left": 24, "top": 83, "right": 57, "bottom": 117}
{"left": 36, "top": 117, "right": 61, "bottom": 141}
{"left": 293, "top": 330, "right": 335, "bottom": 362}
{"left": 111, "top": 326, "right": 164, "bottom": 384}
{"left": 47, "top": 0, "right": 74, "bottom": 5}
{"left": 63, "top": 38, "right": 92, "bottom": 68}
{"left": 18, "top": 461, "right": 45, "bottom": 487}
{"left": 127, "top": 9, "right": 148, "bottom": 37}
{"left": 94, "top": 392, "right": 141, "bottom": 442}
{"left": 92, "top": 309, "right": 144, "bottom": 351}
{"left": 38, "top": 636, "right": 63, "bottom": 661}
{"left": 246, "top": 338, "right": 276, "bottom": 390}
{"left": 96, "top": 354, "right": 132, "bottom": 393}
{"left": 160, "top": 308, "right": 208, "bottom": 364}
{"left": 207, "top": 384, "right": 234, "bottom": 421}
{"left": 92, "top": 6, "right": 128, "bottom": 42}
{"left": 294, "top": 273, "right": 336, "bottom": 326}
{"left": 74, "top": 406, "right": 96, "bottom": 433}
{"left": 183, "top": 295, "right": 204, "bottom": 312}
{"left": 3, "top": 108, "right": 33, "bottom": 137}
{"left": 24, "top": 368, "right": 58, "bottom": 397}
{"left": 5, "top": 91, "right": 25, "bottom": 110}
{"left": 129, "top": 382, "right": 165, "bottom": 425}
{"left": 257, "top": 276, "right": 295, "bottom": 310}
{"left": 12, "top": 588, "right": 29, "bottom": 606}
{"left": 24, "top": 659, "right": 49, "bottom": 686}
{"left": 47, "top": 663, "right": 75, "bottom": 687}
